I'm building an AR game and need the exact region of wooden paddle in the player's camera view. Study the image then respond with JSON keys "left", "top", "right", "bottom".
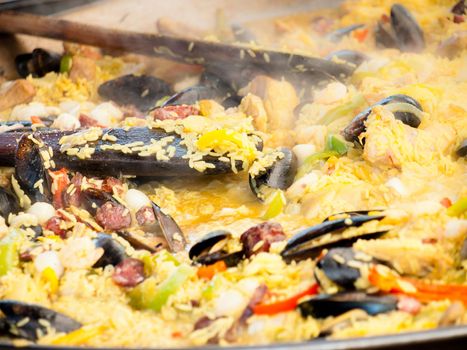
{"left": 0, "top": 10, "right": 352, "bottom": 80}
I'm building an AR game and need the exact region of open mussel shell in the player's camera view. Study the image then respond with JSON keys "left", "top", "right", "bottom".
{"left": 98, "top": 74, "right": 172, "bottom": 112}
{"left": 316, "top": 248, "right": 376, "bottom": 289}
{"left": 15, "top": 48, "right": 61, "bottom": 78}
{"left": 151, "top": 202, "right": 186, "bottom": 253}
{"left": 15, "top": 133, "right": 53, "bottom": 203}
{"left": 93, "top": 233, "right": 127, "bottom": 268}
{"left": 0, "top": 300, "right": 81, "bottom": 341}
{"left": 451, "top": 0, "right": 466, "bottom": 15}
{"left": 249, "top": 148, "right": 297, "bottom": 200}
{"left": 456, "top": 139, "right": 467, "bottom": 157}
{"left": 0, "top": 187, "right": 21, "bottom": 219}
{"left": 298, "top": 292, "right": 397, "bottom": 318}
{"left": 281, "top": 214, "right": 386, "bottom": 263}
{"left": 375, "top": 20, "right": 398, "bottom": 49}
{"left": 390, "top": 4, "right": 425, "bottom": 52}
{"left": 189, "top": 230, "right": 244, "bottom": 267}
{"left": 342, "top": 94, "right": 423, "bottom": 143}
{"left": 82, "top": 187, "right": 115, "bottom": 216}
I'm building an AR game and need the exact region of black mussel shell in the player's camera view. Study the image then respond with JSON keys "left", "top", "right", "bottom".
{"left": 390, "top": 4, "right": 425, "bottom": 52}
{"left": 326, "top": 24, "right": 365, "bottom": 43}
{"left": 298, "top": 292, "right": 397, "bottom": 318}
{"left": 15, "top": 49, "right": 61, "bottom": 78}
{"left": 451, "top": 0, "right": 466, "bottom": 15}
{"left": 93, "top": 233, "right": 127, "bottom": 268}
{"left": 189, "top": 230, "right": 231, "bottom": 260}
{"left": 323, "top": 210, "right": 381, "bottom": 222}
{"left": 317, "top": 248, "right": 376, "bottom": 289}
{"left": 249, "top": 148, "right": 297, "bottom": 200}
{"left": 0, "top": 300, "right": 81, "bottom": 341}
{"left": 195, "top": 250, "right": 244, "bottom": 267}
{"left": 342, "top": 94, "right": 423, "bottom": 143}
{"left": 456, "top": 139, "right": 467, "bottom": 157}
{"left": 325, "top": 50, "right": 368, "bottom": 69}
{"left": 98, "top": 74, "right": 172, "bottom": 112}
{"left": 375, "top": 20, "right": 398, "bottom": 49}
{"left": 151, "top": 202, "right": 186, "bottom": 253}
{"left": 0, "top": 187, "right": 20, "bottom": 219}
{"left": 82, "top": 188, "right": 115, "bottom": 216}
{"left": 15, "top": 133, "right": 53, "bottom": 203}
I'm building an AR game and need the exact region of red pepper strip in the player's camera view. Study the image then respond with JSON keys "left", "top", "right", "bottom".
{"left": 30, "top": 116, "right": 43, "bottom": 124}
{"left": 197, "top": 261, "right": 227, "bottom": 280}
{"left": 253, "top": 284, "right": 319, "bottom": 315}
{"left": 369, "top": 266, "right": 467, "bottom": 304}
{"left": 353, "top": 28, "right": 369, "bottom": 43}
{"left": 440, "top": 197, "right": 452, "bottom": 208}
{"left": 49, "top": 168, "right": 69, "bottom": 209}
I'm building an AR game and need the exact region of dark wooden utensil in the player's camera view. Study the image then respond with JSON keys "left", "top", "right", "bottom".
{"left": 0, "top": 10, "right": 352, "bottom": 81}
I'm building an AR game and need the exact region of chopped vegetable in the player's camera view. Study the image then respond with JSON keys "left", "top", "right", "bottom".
{"left": 59, "top": 54, "right": 73, "bottom": 74}
{"left": 197, "top": 261, "right": 227, "bottom": 280}
{"left": 253, "top": 284, "right": 319, "bottom": 315}
{"left": 130, "top": 264, "right": 193, "bottom": 311}
{"left": 49, "top": 168, "right": 69, "bottom": 209}
{"left": 440, "top": 197, "right": 452, "bottom": 208}
{"left": 30, "top": 116, "right": 43, "bottom": 124}
{"left": 50, "top": 324, "right": 107, "bottom": 345}
{"left": 369, "top": 265, "right": 467, "bottom": 304}
{"left": 0, "top": 235, "right": 18, "bottom": 276}
{"left": 327, "top": 134, "right": 348, "bottom": 155}
{"left": 41, "top": 266, "right": 59, "bottom": 294}
{"left": 447, "top": 197, "right": 467, "bottom": 217}
{"left": 296, "top": 150, "right": 339, "bottom": 179}
{"left": 353, "top": 28, "right": 369, "bottom": 42}
{"left": 262, "top": 189, "right": 286, "bottom": 219}
{"left": 318, "top": 94, "right": 366, "bottom": 125}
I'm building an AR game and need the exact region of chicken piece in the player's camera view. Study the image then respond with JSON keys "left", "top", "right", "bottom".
{"left": 295, "top": 125, "right": 328, "bottom": 151}
{"left": 63, "top": 43, "right": 102, "bottom": 60}
{"left": 241, "top": 75, "right": 299, "bottom": 147}
{"left": 69, "top": 56, "right": 97, "bottom": 82}
{"left": 239, "top": 93, "right": 268, "bottom": 132}
{"left": 354, "top": 238, "right": 453, "bottom": 277}
{"left": 0, "top": 79, "right": 36, "bottom": 112}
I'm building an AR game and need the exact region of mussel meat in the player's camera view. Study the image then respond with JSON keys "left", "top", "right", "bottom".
{"left": 342, "top": 94, "right": 423, "bottom": 143}
{"left": 15, "top": 48, "right": 61, "bottom": 78}
{"left": 249, "top": 148, "right": 297, "bottom": 200}
{"left": 98, "top": 74, "right": 172, "bottom": 112}
{"left": 298, "top": 292, "right": 397, "bottom": 318}
{"left": 0, "top": 300, "right": 81, "bottom": 341}
{"left": 189, "top": 230, "right": 244, "bottom": 267}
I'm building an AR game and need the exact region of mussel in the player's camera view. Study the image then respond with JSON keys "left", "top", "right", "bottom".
{"left": 0, "top": 300, "right": 81, "bottom": 341}
{"left": 326, "top": 24, "right": 365, "bottom": 43}
{"left": 249, "top": 148, "right": 297, "bottom": 200}
{"left": 325, "top": 50, "right": 367, "bottom": 69}
{"left": 456, "top": 139, "right": 467, "bottom": 157}
{"left": 151, "top": 202, "right": 186, "bottom": 253}
{"left": 281, "top": 213, "right": 386, "bottom": 263}
{"left": 298, "top": 292, "right": 397, "bottom": 318}
{"left": 375, "top": 4, "right": 425, "bottom": 52}
{"left": 451, "top": 0, "right": 466, "bottom": 16}
{"left": 15, "top": 48, "right": 61, "bottom": 78}
{"left": 93, "top": 233, "right": 127, "bottom": 268}
{"left": 315, "top": 248, "right": 376, "bottom": 290}
{"left": 342, "top": 94, "right": 423, "bottom": 143}
{"left": 189, "top": 230, "right": 244, "bottom": 267}
{"left": 0, "top": 187, "right": 21, "bottom": 219}
{"left": 98, "top": 74, "right": 172, "bottom": 112}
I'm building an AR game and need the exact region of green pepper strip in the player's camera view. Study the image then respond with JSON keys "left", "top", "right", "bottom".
{"left": 327, "top": 134, "right": 348, "bottom": 156}
{"left": 447, "top": 197, "right": 467, "bottom": 217}
{"left": 60, "top": 54, "right": 73, "bottom": 74}
{"left": 130, "top": 264, "right": 193, "bottom": 312}
{"left": 296, "top": 150, "right": 339, "bottom": 179}
{"left": 263, "top": 189, "right": 286, "bottom": 219}
{"left": 318, "top": 94, "right": 366, "bottom": 125}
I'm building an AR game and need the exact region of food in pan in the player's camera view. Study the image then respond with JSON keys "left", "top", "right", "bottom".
{"left": 0, "top": 0, "right": 466, "bottom": 347}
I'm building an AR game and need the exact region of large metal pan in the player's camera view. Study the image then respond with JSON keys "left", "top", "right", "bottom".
{"left": 0, "top": 0, "right": 466, "bottom": 349}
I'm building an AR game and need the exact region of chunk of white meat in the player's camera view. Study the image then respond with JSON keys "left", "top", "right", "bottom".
{"left": 51, "top": 113, "right": 81, "bottom": 130}
{"left": 34, "top": 250, "right": 64, "bottom": 277}
{"left": 124, "top": 189, "right": 151, "bottom": 212}
{"left": 313, "top": 81, "right": 348, "bottom": 105}
{"left": 295, "top": 125, "right": 328, "bottom": 151}
{"left": 213, "top": 289, "right": 248, "bottom": 318}
{"left": 59, "top": 237, "right": 104, "bottom": 270}
{"left": 0, "top": 79, "right": 36, "bottom": 113}
{"left": 292, "top": 144, "right": 316, "bottom": 167}
{"left": 27, "top": 202, "right": 55, "bottom": 225}
{"left": 90, "top": 102, "right": 123, "bottom": 126}
{"left": 240, "top": 93, "right": 268, "bottom": 132}
{"left": 11, "top": 102, "right": 48, "bottom": 121}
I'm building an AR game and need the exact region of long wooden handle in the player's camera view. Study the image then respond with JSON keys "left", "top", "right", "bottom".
{"left": 0, "top": 11, "right": 352, "bottom": 78}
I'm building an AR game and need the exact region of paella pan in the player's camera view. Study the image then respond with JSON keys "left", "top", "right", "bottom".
{"left": 0, "top": 0, "right": 465, "bottom": 348}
